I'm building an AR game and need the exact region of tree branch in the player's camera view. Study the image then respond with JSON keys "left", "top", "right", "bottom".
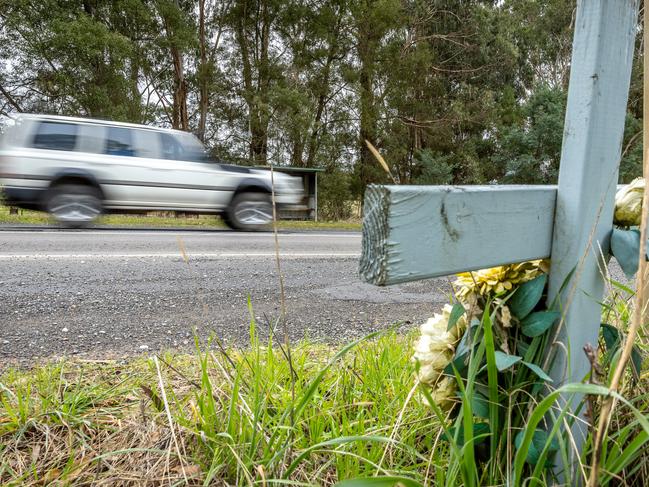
{"left": 0, "top": 84, "right": 23, "bottom": 112}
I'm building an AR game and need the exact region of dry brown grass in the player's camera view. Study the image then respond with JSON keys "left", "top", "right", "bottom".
{"left": 0, "top": 335, "right": 426, "bottom": 486}
{"left": 0, "top": 358, "right": 205, "bottom": 486}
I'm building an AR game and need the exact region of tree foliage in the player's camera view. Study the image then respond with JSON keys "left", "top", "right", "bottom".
{"left": 0, "top": 0, "right": 642, "bottom": 216}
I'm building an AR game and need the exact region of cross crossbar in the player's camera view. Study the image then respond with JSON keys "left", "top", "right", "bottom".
{"left": 360, "top": 185, "right": 556, "bottom": 286}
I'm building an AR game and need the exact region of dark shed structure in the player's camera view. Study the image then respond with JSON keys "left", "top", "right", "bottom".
{"left": 255, "top": 166, "right": 324, "bottom": 220}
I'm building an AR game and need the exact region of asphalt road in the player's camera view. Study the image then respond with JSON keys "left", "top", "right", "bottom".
{"left": 0, "top": 226, "right": 452, "bottom": 363}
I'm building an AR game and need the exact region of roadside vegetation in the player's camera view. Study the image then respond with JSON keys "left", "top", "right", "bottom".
{"left": 1, "top": 332, "right": 427, "bottom": 485}
{"left": 0, "top": 205, "right": 361, "bottom": 231}
{"left": 1, "top": 281, "right": 647, "bottom": 486}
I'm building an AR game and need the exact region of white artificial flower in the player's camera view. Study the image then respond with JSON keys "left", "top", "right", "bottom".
{"left": 413, "top": 310, "right": 456, "bottom": 386}
{"left": 413, "top": 346, "right": 452, "bottom": 369}
{"left": 429, "top": 376, "right": 457, "bottom": 409}
{"left": 417, "top": 363, "right": 441, "bottom": 385}
{"left": 415, "top": 328, "right": 454, "bottom": 353}
{"left": 420, "top": 313, "right": 448, "bottom": 336}
{"left": 419, "top": 376, "right": 457, "bottom": 410}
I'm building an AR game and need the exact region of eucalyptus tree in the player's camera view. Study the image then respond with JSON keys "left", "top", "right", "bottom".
{"left": 0, "top": 0, "right": 137, "bottom": 118}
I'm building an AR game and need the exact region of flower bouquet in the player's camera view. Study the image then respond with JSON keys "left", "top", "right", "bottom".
{"left": 412, "top": 259, "right": 566, "bottom": 466}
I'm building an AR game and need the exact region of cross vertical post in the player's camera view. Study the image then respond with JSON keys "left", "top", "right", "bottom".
{"left": 545, "top": 0, "right": 638, "bottom": 464}
{"left": 358, "top": 0, "right": 641, "bottom": 478}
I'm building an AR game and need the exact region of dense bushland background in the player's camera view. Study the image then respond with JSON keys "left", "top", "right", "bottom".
{"left": 0, "top": 0, "right": 644, "bottom": 218}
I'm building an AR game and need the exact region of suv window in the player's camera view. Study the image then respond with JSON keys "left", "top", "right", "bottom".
{"left": 32, "top": 121, "right": 78, "bottom": 151}
{"left": 135, "top": 129, "right": 159, "bottom": 158}
{"left": 159, "top": 132, "right": 183, "bottom": 160}
{"left": 105, "top": 127, "right": 134, "bottom": 156}
{"left": 159, "top": 132, "right": 208, "bottom": 162}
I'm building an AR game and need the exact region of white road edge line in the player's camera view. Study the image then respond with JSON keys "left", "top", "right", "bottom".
{"left": 0, "top": 252, "right": 361, "bottom": 260}
{"left": 0, "top": 230, "right": 361, "bottom": 238}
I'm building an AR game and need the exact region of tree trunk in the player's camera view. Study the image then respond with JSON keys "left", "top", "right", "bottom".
{"left": 249, "top": 106, "right": 268, "bottom": 165}
{"left": 358, "top": 30, "right": 379, "bottom": 198}
{"left": 255, "top": 0, "right": 271, "bottom": 165}
{"left": 234, "top": 0, "right": 271, "bottom": 165}
{"left": 170, "top": 45, "right": 188, "bottom": 130}
{"left": 290, "top": 138, "right": 303, "bottom": 166}
{"left": 129, "top": 54, "right": 141, "bottom": 122}
{"left": 305, "top": 53, "right": 335, "bottom": 168}
{"left": 305, "top": 11, "right": 343, "bottom": 168}
{"left": 197, "top": 0, "right": 209, "bottom": 141}
{"left": 160, "top": 0, "right": 189, "bottom": 131}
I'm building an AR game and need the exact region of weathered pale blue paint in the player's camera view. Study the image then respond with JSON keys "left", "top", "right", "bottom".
{"left": 358, "top": 0, "right": 638, "bottom": 472}
{"left": 359, "top": 185, "right": 556, "bottom": 286}
{"left": 545, "top": 0, "right": 638, "bottom": 469}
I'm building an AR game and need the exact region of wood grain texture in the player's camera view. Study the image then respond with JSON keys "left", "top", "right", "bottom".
{"left": 546, "top": 0, "right": 637, "bottom": 385}
{"left": 359, "top": 185, "right": 557, "bottom": 286}
{"left": 543, "top": 0, "right": 638, "bottom": 472}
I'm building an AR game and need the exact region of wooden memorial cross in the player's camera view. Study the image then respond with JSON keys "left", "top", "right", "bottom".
{"left": 359, "top": 0, "right": 638, "bottom": 453}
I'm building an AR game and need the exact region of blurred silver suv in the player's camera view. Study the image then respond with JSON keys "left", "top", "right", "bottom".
{"left": 0, "top": 114, "right": 304, "bottom": 230}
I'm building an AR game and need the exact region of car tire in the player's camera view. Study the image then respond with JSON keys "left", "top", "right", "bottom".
{"left": 226, "top": 192, "right": 273, "bottom": 231}
{"left": 45, "top": 184, "right": 103, "bottom": 228}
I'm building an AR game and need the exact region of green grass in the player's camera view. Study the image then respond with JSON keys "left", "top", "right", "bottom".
{"left": 2, "top": 324, "right": 647, "bottom": 486}
{"left": 0, "top": 205, "right": 361, "bottom": 231}
{"left": 0, "top": 331, "right": 437, "bottom": 486}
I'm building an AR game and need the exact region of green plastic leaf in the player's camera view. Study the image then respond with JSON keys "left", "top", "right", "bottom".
{"left": 470, "top": 393, "right": 490, "bottom": 419}
{"left": 521, "top": 311, "right": 560, "bottom": 338}
{"left": 517, "top": 340, "right": 530, "bottom": 358}
{"left": 334, "top": 477, "right": 423, "bottom": 487}
{"left": 494, "top": 351, "right": 522, "bottom": 371}
{"left": 515, "top": 429, "right": 559, "bottom": 466}
{"left": 522, "top": 361, "right": 553, "bottom": 382}
{"left": 447, "top": 302, "right": 465, "bottom": 331}
{"left": 453, "top": 328, "right": 472, "bottom": 360}
{"left": 509, "top": 274, "right": 547, "bottom": 320}
{"left": 601, "top": 323, "right": 621, "bottom": 351}
{"left": 445, "top": 318, "right": 483, "bottom": 376}
{"left": 610, "top": 228, "right": 640, "bottom": 279}
{"left": 449, "top": 319, "right": 480, "bottom": 361}
{"left": 601, "top": 323, "right": 644, "bottom": 381}
{"left": 444, "top": 355, "right": 466, "bottom": 377}
{"left": 530, "top": 382, "right": 544, "bottom": 397}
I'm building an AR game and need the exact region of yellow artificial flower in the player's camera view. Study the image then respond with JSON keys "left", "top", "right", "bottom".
{"left": 614, "top": 177, "right": 645, "bottom": 227}
{"left": 454, "top": 260, "right": 547, "bottom": 299}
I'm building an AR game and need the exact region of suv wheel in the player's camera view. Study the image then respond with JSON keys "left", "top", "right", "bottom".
{"left": 45, "top": 184, "right": 103, "bottom": 228}
{"left": 226, "top": 192, "right": 273, "bottom": 231}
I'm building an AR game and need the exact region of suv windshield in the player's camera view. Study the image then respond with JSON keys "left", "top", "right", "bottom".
{"left": 159, "top": 132, "right": 209, "bottom": 162}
